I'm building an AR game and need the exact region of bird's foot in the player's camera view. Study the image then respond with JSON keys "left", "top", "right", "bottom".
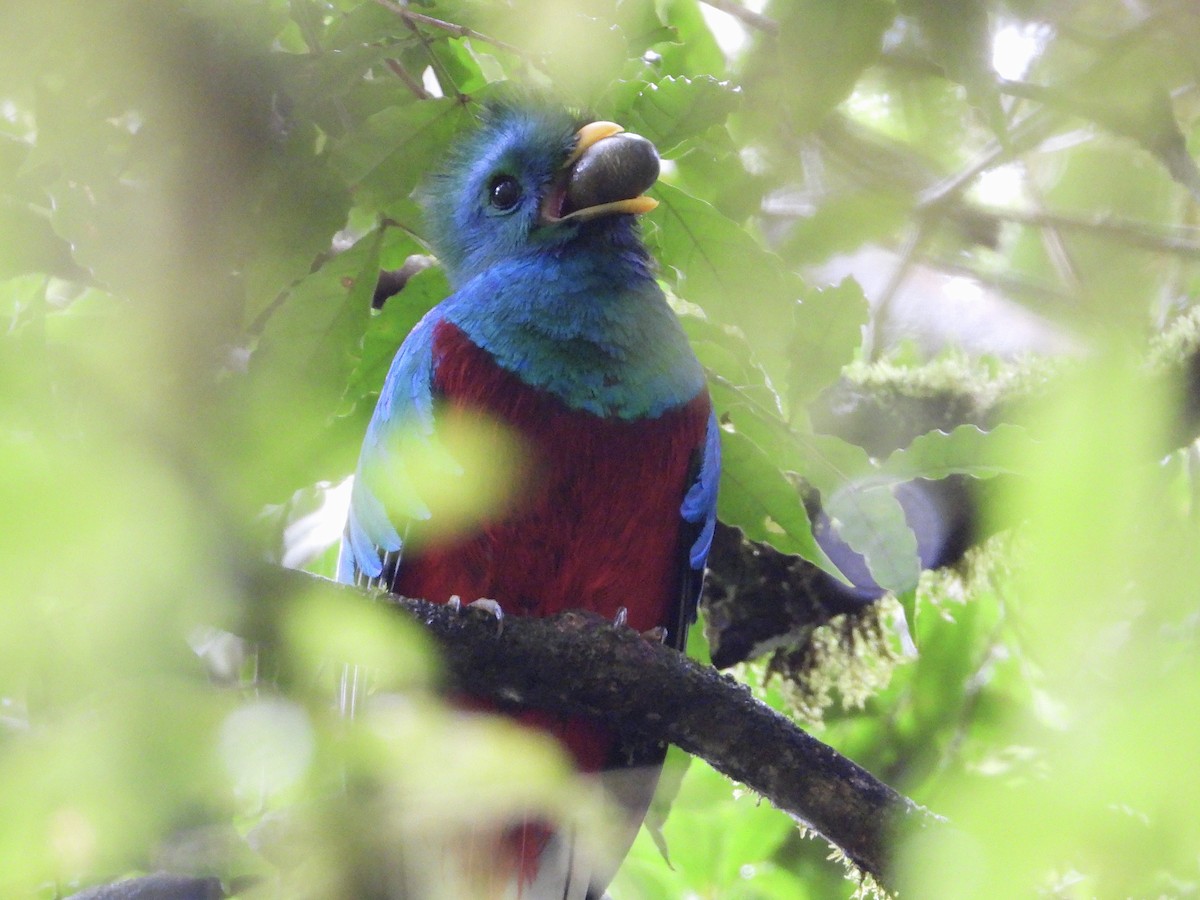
{"left": 640, "top": 626, "right": 667, "bottom": 644}
{"left": 610, "top": 606, "right": 665, "bottom": 642}
{"left": 446, "top": 595, "right": 504, "bottom": 636}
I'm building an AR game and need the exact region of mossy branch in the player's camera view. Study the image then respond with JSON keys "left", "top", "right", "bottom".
{"left": 248, "top": 565, "right": 941, "bottom": 891}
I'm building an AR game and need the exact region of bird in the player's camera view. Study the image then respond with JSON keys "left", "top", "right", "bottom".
{"left": 338, "top": 98, "right": 720, "bottom": 898}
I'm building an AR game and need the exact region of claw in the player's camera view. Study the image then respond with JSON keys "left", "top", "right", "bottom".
{"left": 640, "top": 626, "right": 667, "bottom": 644}
{"left": 467, "top": 597, "right": 504, "bottom": 636}
{"left": 447, "top": 594, "right": 462, "bottom": 613}
{"left": 612, "top": 606, "right": 628, "bottom": 629}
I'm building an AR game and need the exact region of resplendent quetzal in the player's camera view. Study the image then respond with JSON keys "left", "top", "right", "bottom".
{"left": 338, "top": 100, "right": 720, "bottom": 898}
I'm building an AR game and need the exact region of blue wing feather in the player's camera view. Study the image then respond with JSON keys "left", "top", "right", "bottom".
{"left": 668, "top": 406, "right": 721, "bottom": 649}
{"left": 338, "top": 310, "right": 442, "bottom": 586}
{"left": 682, "top": 409, "right": 721, "bottom": 570}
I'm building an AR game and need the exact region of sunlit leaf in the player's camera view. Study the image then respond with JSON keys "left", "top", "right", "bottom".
{"left": 740, "top": 0, "right": 893, "bottom": 134}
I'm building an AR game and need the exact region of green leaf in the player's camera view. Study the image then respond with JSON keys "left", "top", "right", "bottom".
{"left": 709, "top": 363, "right": 924, "bottom": 591}
{"left": 652, "top": 0, "right": 727, "bottom": 78}
{"left": 648, "top": 181, "right": 801, "bottom": 385}
{"left": 779, "top": 188, "right": 912, "bottom": 267}
{"left": 670, "top": 130, "right": 764, "bottom": 222}
{"left": 622, "top": 75, "right": 741, "bottom": 155}
{"left": 324, "top": 1, "right": 411, "bottom": 50}
{"left": 716, "top": 428, "right": 824, "bottom": 562}
{"left": 684, "top": 316, "right": 779, "bottom": 412}
{"left": 740, "top": 0, "right": 893, "bottom": 134}
{"left": 790, "top": 430, "right": 873, "bottom": 496}
{"left": 0, "top": 196, "right": 78, "bottom": 281}
{"left": 345, "top": 262, "right": 449, "bottom": 410}
{"left": 880, "top": 423, "right": 1032, "bottom": 481}
{"left": 614, "top": 0, "right": 674, "bottom": 57}
{"left": 900, "top": 0, "right": 1006, "bottom": 140}
{"left": 252, "top": 228, "right": 383, "bottom": 423}
{"left": 822, "top": 476, "right": 922, "bottom": 594}
{"left": 331, "top": 98, "right": 472, "bottom": 211}
{"left": 705, "top": 369, "right": 902, "bottom": 588}
{"left": 458, "top": 3, "right": 630, "bottom": 103}
{"left": 789, "top": 277, "right": 869, "bottom": 409}
{"left": 430, "top": 37, "right": 490, "bottom": 95}
{"left": 242, "top": 148, "right": 352, "bottom": 325}
{"left": 794, "top": 432, "right": 921, "bottom": 590}
{"left": 898, "top": 587, "right": 919, "bottom": 648}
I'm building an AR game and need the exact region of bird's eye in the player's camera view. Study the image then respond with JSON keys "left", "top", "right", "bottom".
{"left": 488, "top": 174, "right": 522, "bottom": 211}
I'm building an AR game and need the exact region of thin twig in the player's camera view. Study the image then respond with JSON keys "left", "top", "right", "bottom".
{"left": 384, "top": 57, "right": 432, "bottom": 100}
{"left": 917, "top": 10, "right": 1192, "bottom": 211}
{"left": 926, "top": 254, "right": 1078, "bottom": 310}
{"left": 1025, "top": 175, "right": 1084, "bottom": 300}
{"left": 963, "top": 204, "right": 1200, "bottom": 260}
{"left": 372, "top": 0, "right": 527, "bottom": 57}
{"left": 700, "top": 0, "right": 780, "bottom": 36}
{"left": 867, "top": 222, "right": 930, "bottom": 362}
{"left": 386, "top": 3, "right": 466, "bottom": 102}
{"left": 917, "top": 107, "right": 1057, "bottom": 210}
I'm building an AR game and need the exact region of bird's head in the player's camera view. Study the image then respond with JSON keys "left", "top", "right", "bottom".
{"left": 423, "top": 101, "right": 660, "bottom": 285}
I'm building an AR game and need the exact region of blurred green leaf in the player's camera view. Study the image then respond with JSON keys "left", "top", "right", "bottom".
{"left": 653, "top": 0, "right": 727, "bottom": 78}
{"left": 236, "top": 230, "right": 384, "bottom": 503}
{"left": 780, "top": 189, "right": 912, "bottom": 266}
{"left": 253, "top": 229, "right": 382, "bottom": 418}
{"left": 900, "top": 0, "right": 1007, "bottom": 139}
{"left": 741, "top": 0, "right": 893, "bottom": 134}
{"left": 332, "top": 98, "right": 472, "bottom": 211}
{"left": 284, "top": 586, "right": 436, "bottom": 691}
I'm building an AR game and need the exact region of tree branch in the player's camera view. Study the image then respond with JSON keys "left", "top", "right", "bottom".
{"left": 959, "top": 204, "right": 1200, "bottom": 260}
{"left": 371, "top": 0, "right": 527, "bottom": 57}
{"left": 249, "top": 566, "right": 940, "bottom": 889}
{"left": 383, "top": 57, "right": 433, "bottom": 100}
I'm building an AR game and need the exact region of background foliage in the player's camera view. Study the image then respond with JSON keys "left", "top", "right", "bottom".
{"left": 2, "top": 0, "right": 1200, "bottom": 897}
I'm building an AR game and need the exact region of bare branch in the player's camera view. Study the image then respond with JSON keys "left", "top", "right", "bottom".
{"left": 383, "top": 57, "right": 433, "bottom": 100}
{"left": 961, "top": 204, "right": 1200, "bottom": 260}
{"left": 371, "top": 0, "right": 527, "bottom": 57}
{"left": 866, "top": 221, "right": 930, "bottom": 362}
